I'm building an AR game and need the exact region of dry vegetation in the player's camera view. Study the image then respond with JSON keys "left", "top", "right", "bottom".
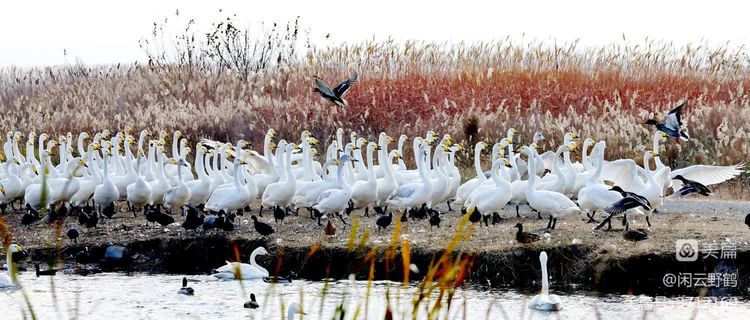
{"left": 0, "top": 14, "right": 748, "bottom": 172}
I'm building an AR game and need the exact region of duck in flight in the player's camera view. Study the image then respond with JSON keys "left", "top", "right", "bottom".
{"left": 671, "top": 175, "right": 712, "bottom": 197}
{"left": 645, "top": 101, "right": 689, "bottom": 143}
{"left": 313, "top": 73, "right": 358, "bottom": 107}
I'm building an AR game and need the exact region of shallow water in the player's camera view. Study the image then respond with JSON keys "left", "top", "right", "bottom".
{"left": 0, "top": 273, "right": 748, "bottom": 319}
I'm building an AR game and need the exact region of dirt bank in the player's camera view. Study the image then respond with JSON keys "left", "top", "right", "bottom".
{"left": 3, "top": 199, "right": 750, "bottom": 296}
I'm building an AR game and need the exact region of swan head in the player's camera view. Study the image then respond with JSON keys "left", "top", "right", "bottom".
{"left": 254, "top": 247, "right": 269, "bottom": 256}
{"left": 0, "top": 186, "right": 4, "bottom": 196}
{"left": 174, "top": 131, "right": 182, "bottom": 138}
{"left": 539, "top": 251, "right": 548, "bottom": 265}
{"left": 567, "top": 143, "right": 577, "bottom": 153}
{"left": 583, "top": 138, "right": 595, "bottom": 147}
{"left": 392, "top": 151, "right": 402, "bottom": 159}
{"left": 7, "top": 244, "right": 23, "bottom": 254}
{"left": 267, "top": 128, "right": 276, "bottom": 137}
{"left": 102, "top": 129, "right": 111, "bottom": 139}
{"left": 307, "top": 137, "right": 318, "bottom": 146}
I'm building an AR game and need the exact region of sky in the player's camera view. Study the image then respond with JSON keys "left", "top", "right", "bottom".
{"left": 1, "top": 0, "right": 749, "bottom": 67}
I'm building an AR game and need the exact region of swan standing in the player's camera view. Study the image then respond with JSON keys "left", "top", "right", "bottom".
{"left": 522, "top": 146, "right": 581, "bottom": 230}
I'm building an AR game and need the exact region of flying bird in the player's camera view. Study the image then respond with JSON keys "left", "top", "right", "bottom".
{"left": 313, "top": 73, "right": 358, "bottom": 107}
{"left": 671, "top": 175, "right": 712, "bottom": 197}
{"left": 645, "top": 101, "right": 689, "bottom": 143}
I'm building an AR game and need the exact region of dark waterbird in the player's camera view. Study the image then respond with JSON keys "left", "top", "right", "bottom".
{"left": 244, "top": 293, "right": 259, "bottom": 309}
{"left": 156, "top": 211, "right": 176, "bottom": 227}
{"left": 101, "top": 202, "right": 116, "bottom": 219}
{"left": 145, "top": 205, "right": 161, "bottom": 226}
{"left": 672, "top": 175, "right": 712, "bottom": 197}
{"left": 595, "top": 188, "right": 652, "bottom": 230}
{"left": 623, "top": 228, "right": 649, "bottom": 242}
{"left": 66, "top": 227, "right": 80, "bottom": 244}
{"left": 182, "top": 206, "right": 205, "bottom": 231}
{"left": 376, "top": 212, "right": 392, "bottom": 231}
{"left": 263, "top": 276, "right": 293, "bottom": 284}
{"left": 252, "top": 215, "right": 275, "bottom": 236}
{"left": 745, "top": 214, "right": 750, "bottom": 229}
{"left": 177, "top": 277, "right": 194, "bottom": 295}
{"left": 429, "top": 211, "right": 441, "bottom": 229}
{"left": 217, "top": 215, "right": 235, "bottom": 232}
{"left": 514, "top": 223, "right": 541, "bottom": 244}
{"left": 202, "top": 215, "right": 218, "bottom": 232}
{"left": 21, "top": 205, "right": 40, "bottom": 227}
{"left": 313, "top": 73, "right": 358, "bottom": 107}
{"left": 35, "top": 263, "right": 58, "bottom": 277}
{"left": 645, "top": 101, "right": 689, "bottom": 143}
{"left": 273, "top": 206, "right": 286, "bottom": 225}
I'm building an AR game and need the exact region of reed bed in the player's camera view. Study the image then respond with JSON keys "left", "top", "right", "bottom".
{"left": 0, "top": 17, "right": 749, "bottom": 171}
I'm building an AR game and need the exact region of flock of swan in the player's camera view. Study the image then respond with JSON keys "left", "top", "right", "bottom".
{"left": 0, "top": 105, "right": 746, "bottom": 316}
{"left": 0, "top": 116, "right": 745, "bottom": 237}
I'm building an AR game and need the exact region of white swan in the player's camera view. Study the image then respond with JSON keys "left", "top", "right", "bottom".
{"left": 528, "top": 251, "right": 562, "bottom": 311}
{"left": 205, "top": 157, "right": 250, "bottom": 214}
{"left": 350, "top": 143, "right": 379, "bottom": 216}
{"left": 94, "top": 149, "right": 120, "bottom": 210}
{"left": 261, "top": 142, "right": 297, "bottom": 210}
{"left": 386, "top": 142, "right": 432, "bottom": 213}
{"left": 0, "top": 244, "right": 23, "bottom": 288}
{"left": 185, "top": 145, "right": 212, "bottom": 206}
{"left": 163, "top": 158, "right": 192, "bottom": 214}
{"left": 126, "top": 156, "right": 153, "bottom": 212}
{"left": 453, "top": 142, "right": 488, "bottom": 207}
{"left": 313, "top": 155, "right": 356, "bottom": 223}
{"left": 213, "top": 247, "right": 270, "bottom": 280}
{"left": 286, "top": 303, "right": 305, "bottom": 320}
{"left": 523, "top": 146, "right": 581, "bottom": 230}
{"left": 465, "top": 158, "right": 513, "bottom": 224}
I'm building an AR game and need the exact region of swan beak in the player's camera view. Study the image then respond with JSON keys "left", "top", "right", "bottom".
{"left": 1, "top": 187, "right": 5, "bottom": 196}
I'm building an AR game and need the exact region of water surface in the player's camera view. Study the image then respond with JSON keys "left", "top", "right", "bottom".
{"left": 0, "top": 273, "right": 747, "bottom": 319}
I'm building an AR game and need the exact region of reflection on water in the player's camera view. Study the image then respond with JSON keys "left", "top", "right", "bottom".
{"left": 0, "top": 273, "right": 747, "bottom": 319}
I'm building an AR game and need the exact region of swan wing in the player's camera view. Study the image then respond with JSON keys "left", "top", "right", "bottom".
{"left": 670, "top": 162, "right": 745, "bottom": 187}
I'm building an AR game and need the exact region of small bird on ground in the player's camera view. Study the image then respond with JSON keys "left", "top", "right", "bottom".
{"left": 313, "top": 73, "right": 358, "bottom": 107}
{"left": 645, "top": 101, "right": 689, "bottom": 143}
{"left": 244, "top": 293, "right": 259, "bottom": 309}
{"left": 66, "top": 227, "right": 80, "bottom": 244}
{"left": 376, "top": 212, "right": 392, "bottom": 231}
{"left": 514, "top": 223, "right": 541, "bottom": 244}
{"left": 623, "top": 229, "right": 649, "bottom": 242}
{"left": 252, "top": 215, "right": 275, "bottom": 237}
{"left": 429, "top": 211, "right": 441, "bottom": 229}
{"left": 177, "top": 277, "right": 194, "bottom": 295}
{"left": 324, "top": 218, "right": 336, "bottom": 237}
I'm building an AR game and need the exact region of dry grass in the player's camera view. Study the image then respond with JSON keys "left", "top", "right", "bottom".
{"left": 1, "top": 16, "right": 749, "bottom": 173}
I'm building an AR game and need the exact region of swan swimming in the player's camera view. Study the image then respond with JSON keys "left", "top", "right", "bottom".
{"left": 0, "top": 244, "right": 23, "bottom": 288}
{"left": 528, "top": 251, "right": 562, "bottom": 311}
{"left": 212, "top": 247, "right": 270, "bottom": 280}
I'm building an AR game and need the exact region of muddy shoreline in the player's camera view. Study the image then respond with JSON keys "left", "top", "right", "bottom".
{"left": 4, "top": 198, "right": 750, "bottom": 297}
{"left": 14, "top": 237, "right": 749, "bottom": 297}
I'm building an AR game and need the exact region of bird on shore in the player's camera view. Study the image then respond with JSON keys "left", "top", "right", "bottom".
{"left": 244, "top": 293, "right": 259, "bottom": 309}
{"left": 528, "top": 251, "right": 562, "bottom": 311}
{"left": 35, "top": 263, "right": 58, "bottom": 277}
{"left": 671, "top": 175, "right": 711, "bottom": 197}
{"left": 273, "top": 206, "right": 286, "bottom": 225}
{"left": 595, "top": 187, "right": 652, "bottom": 231}
{"left": 263, "top": 275, "right": 293, "bottom": 284}
{"left": 21, "top": 206, "right": 40, "bottom": 227}
{"left": 313, "top": 73, "right": 358, "bottom": 107}
{"left": 177, "top": 277, "right": 194, "bottom": 295}
{"left": 156, "top": 211, "right": 176, "bottom": 227}
{"left": 66, "top": 227, "right": 80, "bottom": 244}
{"left": 514, "top": 223, "right": 541, "bottom": 244}
{"left": 181, "top": 206, "right": 205, "bottom": 232}
{"left": 429, "top": 211, "right": 441, "bottom": 229}
{"left": 645, "top": 101, "right": 689, "bottom": 143}
{"left": 252, "top": 215, "right": 275, "bottom": 237}
{"left": 623, "top": 228, "right": 649, "bottom": 242}
{"left": 376, "top": 212, "right": 392, "bottom": 231}
{"left": 324, "top": 218, "right": 336, "bottom": 237}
